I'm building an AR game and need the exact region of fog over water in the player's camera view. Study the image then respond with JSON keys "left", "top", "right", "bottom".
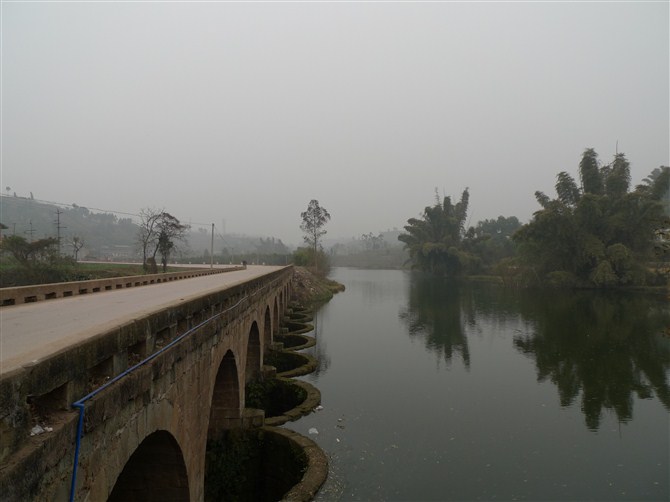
{"left": 2, "top": 2, "right": 668, "bottom": 245}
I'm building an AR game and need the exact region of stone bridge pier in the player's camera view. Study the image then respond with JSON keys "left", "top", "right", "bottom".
{"left": 0, "top": 266, "right": 293, "bottom": 501}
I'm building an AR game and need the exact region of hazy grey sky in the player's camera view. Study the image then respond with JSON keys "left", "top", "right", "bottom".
{"left": 2, "top": 1, "right": 668, "bottom": 245}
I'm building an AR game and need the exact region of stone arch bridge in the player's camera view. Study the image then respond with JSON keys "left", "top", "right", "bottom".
{"left": 0, "top": 265, "right": 294, "bottom": 501}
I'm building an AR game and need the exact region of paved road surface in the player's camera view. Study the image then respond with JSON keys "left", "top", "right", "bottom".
{"left": 0, "top": 266, "right": 285, "bottom": 377}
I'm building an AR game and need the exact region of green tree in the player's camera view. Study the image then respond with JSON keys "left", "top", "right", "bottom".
{"left": 300, "top": 200, "right": 331, "bottom": 273}
{"left": 1, "top": 235, "right": 58, "bottom": 265}
{"left": 292, "top": 246, "right": 330, "bottom": 275}
{"left": 579, "top": 147, "right": 603, "bottom": 195}
{"left": 514, "top": 149, "right": 669, "bottom": 287}
{"left": 156, "top": 213, "right": 189, "bottom": 272}
{"left": 398, "top": 188, "right": 475, "bottom": 277}
{"left": 464, "top": 216, "right": 521, "bottom": 270}
{"left": 0, "top": 235, "right": 76, "bottom": 285}
{"left": 637, "top": 166, "right": 670, "bottom": 202}
{"left": 638, "top": 166, "right": 670, "bottom": 260}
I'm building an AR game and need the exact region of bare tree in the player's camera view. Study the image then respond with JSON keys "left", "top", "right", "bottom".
{"left": 137, "top": 207, "right": 163, "bottom": 271}
{"left": 71, "top": 236, "right": 84, "bottom": 261}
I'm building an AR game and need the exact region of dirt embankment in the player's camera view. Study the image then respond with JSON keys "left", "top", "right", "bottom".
{"left": 291, "top": 267, "right": 345, "bottom": 306}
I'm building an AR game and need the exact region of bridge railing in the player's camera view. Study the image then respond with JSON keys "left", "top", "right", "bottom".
{"left": 0, "top": 266, "right": 245, "bottom": 307}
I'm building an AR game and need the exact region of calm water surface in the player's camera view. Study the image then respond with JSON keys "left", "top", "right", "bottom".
{"left": 289, "top": 268, "right": 670, "bottom": 501}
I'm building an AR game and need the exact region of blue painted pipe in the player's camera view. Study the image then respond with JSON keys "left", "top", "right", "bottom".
{"left": 69, "top": 403, "right": 85, "bottom": 502}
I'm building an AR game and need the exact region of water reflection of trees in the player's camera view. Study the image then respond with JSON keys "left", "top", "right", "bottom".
{"left": 398, "top": 273, "right": 473, "bottom": 368}
{"left": 309, "top": 310, "right": 332, "bottom": 377}
{"left": 513, "top": 290, "right": 670, "bottom": 430}
{"left": 397, "top": 272, "right": 670, "bottom": 429}
{"left": 398, "top": 275, "right": 670, "bottom": 430}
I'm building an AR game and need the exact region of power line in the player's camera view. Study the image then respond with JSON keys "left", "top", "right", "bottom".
{"left": 0, "top": 193, "right": 140, "bottom": 219}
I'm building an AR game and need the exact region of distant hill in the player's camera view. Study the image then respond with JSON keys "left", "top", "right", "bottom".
{"left": 0, "top": 195, "right": 138, "bottom": 259}
{"left": 0, "top": 195, "right": 291, "bottom": 262}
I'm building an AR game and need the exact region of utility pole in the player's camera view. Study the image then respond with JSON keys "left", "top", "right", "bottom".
{"left": 210, "top": 223, "right": 214, "bottom": 269}
{"left": 25, "top": 220, "right": 36, "bottom": 242}
{"left": 54, "top": 209, "right": 66, "bottom": 255}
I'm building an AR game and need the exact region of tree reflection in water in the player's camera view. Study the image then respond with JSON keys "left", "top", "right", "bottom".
{"left": 398, "top": 273, "right": 473, "bottom": 369}
{"left": 399, "top": 272, "right": 670, "bottom": 431}
{"left": 513, "top": 289, "right": 670, "bottom": 430}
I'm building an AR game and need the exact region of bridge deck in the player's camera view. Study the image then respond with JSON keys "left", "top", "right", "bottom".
{"left": 0, "top": 265, "right": 285, "bottom": 377}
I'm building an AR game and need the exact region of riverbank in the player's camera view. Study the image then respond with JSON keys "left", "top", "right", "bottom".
{"left": 291, "top": 267, "right": 345, "bottom": 306}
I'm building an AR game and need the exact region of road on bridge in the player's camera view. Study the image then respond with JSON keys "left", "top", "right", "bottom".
{"left": 0, "top": 266, "right": 285, "bottom": 378}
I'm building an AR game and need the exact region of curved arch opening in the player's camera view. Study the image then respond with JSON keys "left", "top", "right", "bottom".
{"left": 208, "top": 350, "right": 240, "bottom": 439}
{"left": 263, "top": 307, "right": 272, "bottom": 349}
{"left": 273, "top": 297, "right": 280, "bottom": 336}
{"left": 246, "top": 321, "right": 261, "bottom": 383}
{"left": 109, "top": 430, "right": 189, "bottom": 502}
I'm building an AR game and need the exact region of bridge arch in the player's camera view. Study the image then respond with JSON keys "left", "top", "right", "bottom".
{"left": 263, "top": 306, "right": 272, "bottom": 348}
{"left": 208, "top": 350, "right": 240, "bottom": 440}
{"left": 273, "top": 297, "right": 280, "bottom": 336}
{"left": 246, "top": 321, "right": 261, "bottom": 383}
{"left": 108, "top": 430, "right": 189, "bottom": 502}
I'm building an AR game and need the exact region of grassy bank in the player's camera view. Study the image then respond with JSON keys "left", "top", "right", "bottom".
{"left": 291, "top": 267, "right": 345, "bottom": 306}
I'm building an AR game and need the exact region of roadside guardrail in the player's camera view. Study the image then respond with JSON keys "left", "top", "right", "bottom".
{"left": 0, "top": 266, "right": 246, "bottom": 307}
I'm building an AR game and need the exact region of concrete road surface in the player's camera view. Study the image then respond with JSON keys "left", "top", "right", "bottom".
{"left": 0, "top": 266, "right": 285, "bottom": 377}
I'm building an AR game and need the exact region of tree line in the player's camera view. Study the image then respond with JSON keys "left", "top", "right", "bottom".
{"left": 398, "top": 149, "right": 669, "bottom": 288}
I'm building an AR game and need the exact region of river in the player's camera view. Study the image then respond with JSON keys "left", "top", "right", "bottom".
{"left": 288, "top": 268, "right": 670, "bottom": 501}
